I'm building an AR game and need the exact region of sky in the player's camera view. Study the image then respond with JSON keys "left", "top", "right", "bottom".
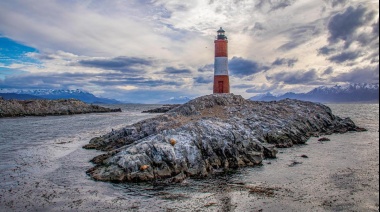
{"left": 0, "top": 0, "right": 379, "bottom": 103}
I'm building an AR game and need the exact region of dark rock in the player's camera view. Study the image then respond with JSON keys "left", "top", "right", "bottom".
{"left": 301, "top": 155, "right": 309, "bottom": 158}
{"left": 84, "top": 93, "right": 366, "bottom": 183}
{"left": 0, "top": 98, "right": 121, "bottom": 118}
{"left": 289, "top": 161, "right": 303, "bottom": 167}
{"left": 142, "top": 104, "right": 181, "bottom": 113}
{"left": 318, "top": 137, "right": 331, "bottom": 142}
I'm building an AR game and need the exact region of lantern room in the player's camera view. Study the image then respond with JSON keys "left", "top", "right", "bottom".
{"left": 217, "top": 27, "right": 227, "bottom": 40}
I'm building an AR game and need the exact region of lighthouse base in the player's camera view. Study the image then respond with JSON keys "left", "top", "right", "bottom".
{"left": 213, "top": 75, "right": 230, "bottom": 94}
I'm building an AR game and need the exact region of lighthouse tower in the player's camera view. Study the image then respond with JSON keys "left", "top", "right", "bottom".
{"left": 213, "top": 27, "right": 230, "bottom": 94}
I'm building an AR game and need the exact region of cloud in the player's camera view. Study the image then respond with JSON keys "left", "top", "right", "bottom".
{"left": 229, "top": 57, "right": 268, "bottom": 77}
{"left": 0, "top": 72, "right": 86, "bottom": 90}
{"left": 320, "top": 4, "right": 379, "bottom": 65}
{"left": 373, "top": 19, "right": 379, "bottom": 36}
{"left": 266, "top": 69, "right": 319, "bottom": 84}
{"left": 332, "top": 65, "right": 379, "bottom": 83}
{"left": 318, "top": 46, "right": 336, "bottom": 56}
{"left": 0, "top": 69, "right": 183, "bottom": 91}
{"left": 198, "top": 64, "right": 213, "bottom": 73}
{"left": 255, "top": 0, "right": 297, "bottom": 12}
{"left": 328, "top": 51, "right": 362, "bottom": 63}
{"left": 91, "top": 77, "right": 183, "bottom": 88}
{"left": 323, "top": 67, "right": 334, "bottom": 75}
{"left": 194, "top": 76, "right": 212, "bottom": 84}
{"left": 245, "top": 83, "right": 284, "bottom": 93}
{"left": 162, "top": 67, "right": 192, "bottom": 74}
{"left": 272, "top": 58, "right": 298, "bottom": 67}
{"left": 278, "top": 20, "right": 325, "bottom": 51}
{"left": 78, "top": 56, "right": 152, "bottom": 73}
{"left": 330, "top": 0, "right": 349, "bottom": 8}
{"left": 327, "top": 5, "right": 377, "bottom": 46}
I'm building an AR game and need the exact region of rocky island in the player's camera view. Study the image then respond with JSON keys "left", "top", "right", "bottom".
{"left": 84, "top": 94, "right": 365, "bottom": 183}
{"left": 0, "top": 97, "right": 121, "bottom": 118}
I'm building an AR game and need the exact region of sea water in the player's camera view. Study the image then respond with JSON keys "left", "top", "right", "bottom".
{"left": 0, "top": 104, "right": 378, "bottom": 211}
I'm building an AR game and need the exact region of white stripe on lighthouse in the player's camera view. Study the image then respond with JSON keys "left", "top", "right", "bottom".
{"left": 214, "top": 57, "right": 228, "bottom": 76}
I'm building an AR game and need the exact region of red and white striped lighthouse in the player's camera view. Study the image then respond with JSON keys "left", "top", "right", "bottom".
{"left": 213, "top": 27, "right": 230, "bottom": 94}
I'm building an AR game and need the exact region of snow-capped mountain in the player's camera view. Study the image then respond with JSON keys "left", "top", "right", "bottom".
{"left": 250, "top": 92, "right": 277, "bottom": 101}
{"left": 250, "top": 83, "right": 379, "bottom": 103}
{"left": 158, "top": 96, "right": 193, "bottom": 104}
{"left": 0, "top": 89, "right": 121, "bottom": 104}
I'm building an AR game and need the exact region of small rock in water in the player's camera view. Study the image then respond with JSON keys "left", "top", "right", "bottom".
{"left": 301, "top": 155, "right": 309, "bottom": 158}
{"left": 289, "top": 161, "right": 303, "bottom": 167}
{"left": 318, "top": 137, "right": 331, "bottom": 142}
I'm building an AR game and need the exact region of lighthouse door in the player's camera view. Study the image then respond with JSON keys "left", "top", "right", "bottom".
{"left": 218, "top": 81, "right": 224, "bottom": 93}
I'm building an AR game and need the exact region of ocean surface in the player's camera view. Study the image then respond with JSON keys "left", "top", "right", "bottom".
{"left": 0, "top": 103, "right": 378, "bottom": 211}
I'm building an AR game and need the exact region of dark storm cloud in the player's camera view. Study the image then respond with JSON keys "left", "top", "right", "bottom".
{"left": 266, "top": 69, "right": 319, "bottom": 84}
{"left": 323, "top": 67, "right": 334, "bottom": 75}
{"left": 327, "top": 5, "right": 376, "bottom": 45}
{"left": 332, "top": 65, "right": 379, "bottom": 83}
{"left": 78, "top": 56, "right": 152, "bottom": 73}
{"left": 328, "top": 51, "right": 362, "bottom": 63}
{"left": 320, "top": 5, "right": 379, "bottom": 65}
{"left": 229, "top": 57, "right": 269, "bottom": 77}
{"left": 318, "top": 46, "right": 336, "bottom": 56}
{"left": 272, "top": 58, "right": 298, "bottom": 67}
{"left": 163, "top": 67, "right": 191, "bottom": 74}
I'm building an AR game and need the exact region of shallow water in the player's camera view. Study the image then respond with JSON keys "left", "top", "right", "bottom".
{"left": 0, "top": 104, "right": 378, "bottom": 211}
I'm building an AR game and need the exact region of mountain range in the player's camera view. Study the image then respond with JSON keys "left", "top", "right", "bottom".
{"left": 0, "top": 89, "right": 121, "bottom": 104}
{"left": 250, "top": 83, "right": 379, "bottom": 103}
{"left": 158, "top": 96, "right": 193, "bottom": 104}
{"left": 1, "top": 83, "right": 378, "bottom": 104}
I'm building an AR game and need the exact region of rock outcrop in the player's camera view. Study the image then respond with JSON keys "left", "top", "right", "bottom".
{"left": 0, "top": 98, "right": 121, "bottom": 118}
{"left": 84, "top": 94, "right": 365, "bottom": 183}
{"left": 142, "top": 104, "right": 181, "bottom": 113}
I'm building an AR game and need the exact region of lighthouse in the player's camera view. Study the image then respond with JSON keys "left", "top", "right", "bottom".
{"left": 213, "top": 27, "right": 230, "bottom": 94}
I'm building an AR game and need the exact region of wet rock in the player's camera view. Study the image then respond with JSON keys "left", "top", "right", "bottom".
{"left": 289, "top": 161, "right": 303, "bottom": 167}
{"left": 85, "top": 94, "right": 365, "bottom": 183}
{"left": 171, "top": 172, "right": 187, "bottom": 183}
{"left": 0, "top": 98, "right": 121, "bottom": 118}
{"left": 318, "top": 137, "right": 331, "bottom": 142}
{"left": 142, "top": 104, "right": 181, "bottom": 113}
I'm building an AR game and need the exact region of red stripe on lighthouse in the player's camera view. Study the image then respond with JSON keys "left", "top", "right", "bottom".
{"left": 213, "top": 75, "right": 230, "bottom": 94}
{"left": 215, "top": 40, "right": 228, "bottom": 57}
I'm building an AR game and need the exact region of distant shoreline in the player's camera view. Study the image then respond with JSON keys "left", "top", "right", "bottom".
{"left": 0, "top": 98, "right": 121, "bottom": 118}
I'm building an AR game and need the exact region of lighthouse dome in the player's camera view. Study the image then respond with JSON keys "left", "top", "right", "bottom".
{"left": 217, "top": 27, "right": 225, "bottom": 33}
{"left": 217, "top": 27, "right": 227, "bottom": 40}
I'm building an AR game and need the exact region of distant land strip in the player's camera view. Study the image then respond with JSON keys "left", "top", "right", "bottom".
{"left": 0, "top": 97, "right": 121, "bottom": 118}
